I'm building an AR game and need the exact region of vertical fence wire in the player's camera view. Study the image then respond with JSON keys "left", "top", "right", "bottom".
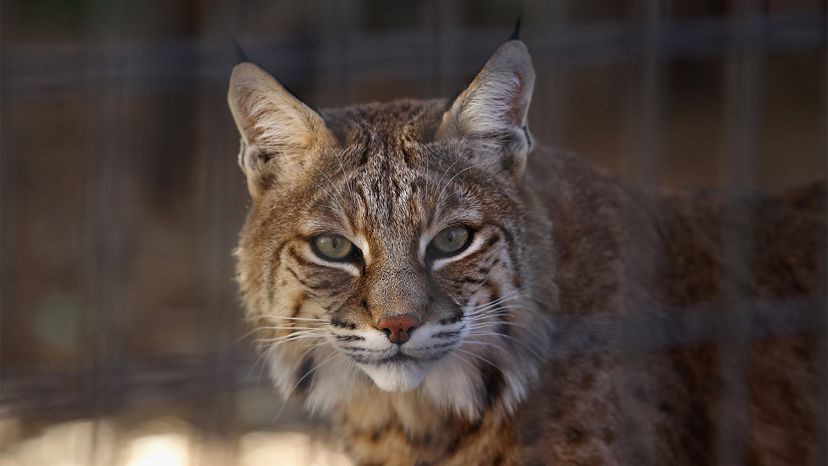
{"left": 314, "top": 0, "right": 360, "bottom": 108}
{"left": 716, "top": 1, "right": 764, "bottom": 465}
{"left": 526, "top": 0, "right": 570, "bottom": 149}
{"left": 197, "top": 1, "right": 241, "bottom": 463}
{"left": 426, "top": 0, "right": 456, "bottom": 99}
{"left": 632, "top": 0, "right": 664, "bottom": 187}
{"left": 0, "top": 0, "right": 16, "bottom": 396}
{"left": 613, "top": 1, "right": 667, "bottom": 463}
{"left": 83, "top": 0, "right": 129, "bottom": 463}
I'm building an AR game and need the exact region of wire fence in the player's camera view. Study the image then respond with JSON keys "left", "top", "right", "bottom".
{"left": 1, "top": 1, "right": 826, "bottom": 465}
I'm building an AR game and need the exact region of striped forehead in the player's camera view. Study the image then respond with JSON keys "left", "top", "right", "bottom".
{"left": 347, "top": 158, "right": 425, "bottom": 235}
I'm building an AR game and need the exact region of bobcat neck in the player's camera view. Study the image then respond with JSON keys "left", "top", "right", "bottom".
{"left": 335, "top": 387, "right": 521, "bottom": 466}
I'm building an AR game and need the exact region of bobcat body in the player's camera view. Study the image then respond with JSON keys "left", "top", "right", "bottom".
{"left": 228, "top": 39, "right": 824, "bottom": 465}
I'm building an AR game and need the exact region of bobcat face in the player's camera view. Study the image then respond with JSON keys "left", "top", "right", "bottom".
{"left": 257, "top": 128, "right": 528, "bottom": 392}
{"left": 231, "top": 41, "right": 551, "bottom": 417}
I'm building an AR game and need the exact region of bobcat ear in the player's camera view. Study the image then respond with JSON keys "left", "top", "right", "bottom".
{"left": 228, "top": 63, "right": 335, "bottom": 199}
{"left": 437, "top": 40, "right": 535, "bottom": 179}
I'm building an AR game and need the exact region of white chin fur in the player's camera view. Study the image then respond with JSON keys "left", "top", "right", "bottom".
{"left": 358, "top": 362, "right": 429, "bottom": 392}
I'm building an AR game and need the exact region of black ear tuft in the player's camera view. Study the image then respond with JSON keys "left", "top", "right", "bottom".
{"left": 509, "top": 14, "right": 522, "bottom": 41}
{"left": 232, "top": 36, "right": 251, "bottom": 63}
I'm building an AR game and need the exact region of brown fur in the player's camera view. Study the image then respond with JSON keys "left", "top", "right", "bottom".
{"left": 514, "top": 153, "right": 824, "bottom": 465}
{"left": 228, "top": 40, "right": 825, "bottom": 465}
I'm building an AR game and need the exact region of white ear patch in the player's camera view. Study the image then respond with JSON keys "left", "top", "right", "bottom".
{"left": 227, "top": 62, "right": 336, "bottom": 198}
{"left": 445, "top": 41, "right": 535, "bottom": 135}
{"left": 455, "top": 71, "right": 526, "bottom": 136}
{"left": 437, "top": 40, "right": 536, "bottom": 178}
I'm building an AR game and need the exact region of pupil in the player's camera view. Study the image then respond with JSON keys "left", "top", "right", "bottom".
{"left": 331, "top": 237, "right": 339, "bottom": 249}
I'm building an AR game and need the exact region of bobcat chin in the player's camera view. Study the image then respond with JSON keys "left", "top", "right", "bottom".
{"left": 228, "top": 37, "right": 824, "bottom": 466}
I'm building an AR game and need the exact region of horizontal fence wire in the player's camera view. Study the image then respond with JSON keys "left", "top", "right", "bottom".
{"left": 1, "top": 299, "right": 818, "bottom": 421}
{"left": 1, "top": 14, "right": 824, "bottom": 96}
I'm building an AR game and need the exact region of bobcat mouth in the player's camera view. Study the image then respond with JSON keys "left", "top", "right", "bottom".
{"left": 345, "top": 348, "right": 445, "bottom": 366}
{"left": 346, "top": 351, "right": 419, "bottom": 365}
{"left": 376, "top": 352, "right": 416, "bottom": 365}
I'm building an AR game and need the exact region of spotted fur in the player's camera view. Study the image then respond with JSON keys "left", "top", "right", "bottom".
{"left": 229, "top": 40, "right": 825, "bottom": 465}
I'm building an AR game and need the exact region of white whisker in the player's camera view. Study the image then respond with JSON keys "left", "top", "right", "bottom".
{"left": 467, "top": 297, "right": 525, "bottom": 313}
{"left": 468, "top": 320, "right": 533, "bottom": 331}
{"left": 432, "top": 157, "right": 461, "bottom": 201}
{"left": 461, "top": 340, "right": 507, "bottom": 351}
{"left": 236, "top": 324, "right": 326, "bottom": 343}
{"left": 466, "top": 296, "right": 524, "bottom": 314}
{"left": 264, "top": 316, "right": 328, "bottom": 322}
{"left": 254, "top": 335, "right": 328, "bottom": 349}
{"left": 254, "top": 325, "right": 327, "bottom": 331}
{"left": 311, "top": 164, "right": 349, "bottom": 212}
{"left": 308, "top": 178, "right": 348, "bottom": 214}
{"left": 436, "top": 166, "right": 476, "bottom": 209}
{"left": 465, "top": 306, "right": 535, "bottom": 320}
{"left": 256, "top": 332, "right": 328, "bottom": 343}
{"left": 455, "top": 348, "right": 505, "bottom": 376}
{"left": 466, "top": 329, "right": 521, "bottom": 340}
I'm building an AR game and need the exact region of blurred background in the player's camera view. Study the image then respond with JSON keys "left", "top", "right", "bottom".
{"left": 1, "top": 0, "right": 826, "bottom": 465}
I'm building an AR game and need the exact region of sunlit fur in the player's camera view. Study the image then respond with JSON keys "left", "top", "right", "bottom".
{"left": 230, "top": 40, "right": 824, "bottom": 466}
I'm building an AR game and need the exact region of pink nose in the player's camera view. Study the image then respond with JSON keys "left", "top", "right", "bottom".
{"left": 377, "top": 315, "right": 419, "bottom": 345}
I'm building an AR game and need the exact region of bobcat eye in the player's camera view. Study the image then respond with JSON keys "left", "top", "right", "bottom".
{"left": 428, "top": 226, "right": 472, "bottom": 259}
{"left": 311, "top": 234, "right": 356, "bottom": 261}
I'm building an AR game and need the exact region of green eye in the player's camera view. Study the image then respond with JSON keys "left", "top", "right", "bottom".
{"left": 311, "top": 235, "right": 356, "bottom": 261}
{"left": 429, "top": 226, "right": 472, "bottom": 258}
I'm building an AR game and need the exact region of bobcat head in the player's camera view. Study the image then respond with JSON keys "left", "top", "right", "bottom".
{"left": 229, "top": 40, "right": 554, "bottom": 419}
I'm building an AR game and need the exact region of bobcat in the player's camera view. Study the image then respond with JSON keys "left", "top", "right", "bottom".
{"left": 228, "top": 37, "right": 825, "bottom": 465}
